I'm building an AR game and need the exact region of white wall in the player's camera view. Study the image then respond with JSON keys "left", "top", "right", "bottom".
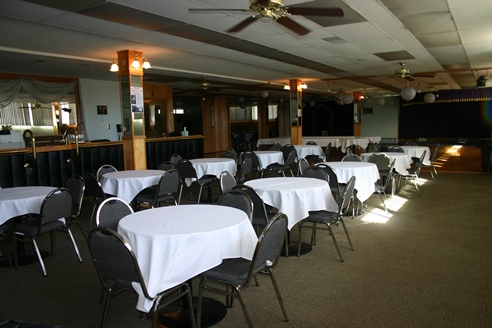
{"left": 361, "top": 96, "right": 400, "bottom": 140}
{"left": 79, "top": 79, "right": 121, "bottom": 141}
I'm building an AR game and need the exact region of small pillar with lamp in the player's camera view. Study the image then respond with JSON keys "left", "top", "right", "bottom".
{"left": 289, "top": 79, "right": 304, "bottom": 145}
{"left": 116, "top": 50, "right": 149, "bottom": 170}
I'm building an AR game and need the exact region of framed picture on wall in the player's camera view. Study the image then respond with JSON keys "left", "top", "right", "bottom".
{"left": 97, "top": 105, "right": 107, "bottom": 115}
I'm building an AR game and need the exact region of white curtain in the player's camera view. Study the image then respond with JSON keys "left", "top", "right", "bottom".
{"left": 0, "top": 76, "right": 75, "bottom": 108}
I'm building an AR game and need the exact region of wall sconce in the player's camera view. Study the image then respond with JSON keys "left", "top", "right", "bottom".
{"left": 284, "top": 84, "right": 290, "bottom": 90}
{"left": 142, "top": 57, "right": 151, "bottom": 69}
{"left": 131, "top": 54, "right": 140, "bottom": 68}
{"left": 300, "top": 82, "right": 307, "bottom": 89}
{"left": 109, "top": 59, "right": 119, "bottom": 72}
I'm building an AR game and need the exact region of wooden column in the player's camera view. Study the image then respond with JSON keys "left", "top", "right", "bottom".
{"left": 353, "top": 91, "right": 362, "bottom": 136}
{"left": 257, "top": 99, "right": 269, "bottom": 139}
{"left": 117, "top": 50, "right": 147, "bottom": 170}
{"left": 289, "top": 79, "right": 302, "bottom": 145}
{"left": 202, "top": 97, "right": 230, "bottom": 154}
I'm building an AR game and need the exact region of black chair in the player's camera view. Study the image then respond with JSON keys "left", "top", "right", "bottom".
{"left": 170, "top": 154, "right": 182, "bottom": 167}
{"left": 422, "top": 144, "right": 440, "bottom": 178}
{"left": 341, "top": 154, "right": 363, "bottom": 162}
{"left": 220, "top": 170, "right": 237, "bottom": 194}
{"left": 216, "top": 189, "right": 254, "bottom": 222}
{"left": 306, "top": 141, "right": 317, "bottom": 145}
{"left": 87, "top": 227, "right": 196, "bottom": 328}
{"left": 367, "top": 153, "right": 392, "bottom": 183}
{"left": 281, "top": 144, "right": 295, "bottom": 161}
{"left": 297, "top": 176, "right": 356, "bottom": 261}
{"left": 223, "top": 148, "right": 238, "bottom": 164}
{"left": 315, "top": 163, "right": 342, "bottom": 200}
{"left": 84, "top": 173, "right": 107, "bottom": 232}
{"left": 263, "top": 148, "right": 297, "bottom": 177}
{"left": 388, "top": 146, "right": 405, "bottom": 153}
{"left": 134, "top": 169, "right": 180, "bottom": 210}
{"left": 65, "top": 174, "right": 86, "bottom": 238}
{"left": 196, "top": 213, "right": 289, "bottom": 328}
{"left": 95, "top": 197, "right": 134, "bottom": 231}
{"left": 237, "top": 155, "right": 253, "bottom": 183}
{"left": 0, "top": 220, "right": 14, "bottom": 267}
{"left": 157, "top": 161, "right": 175, "bottom": 171}
{"left": 233, "top": 184, "right": 276, "bottom": 233}
{"left": 323, "top": 142, "right": 332, "bottom": 161}
{"left": 297, "top": 157, "right": 310, "bottom": 176}
{"left": 398, "top": 150, "right": 426, "bottom": 195}
{"left": 240, "top": 151, "right": 261, "bottom": 178}
{"left": 14, "top": 188, "right": 83, "bottom": 276}
{"left": 96, "top": 164, "right": 118, "bottom": 182}
{"left": 177, "top": 159, "right": 215, "bottom": 204}
{"left": 374, "top": 162, "right": 395, "bottom": 214}
{"left": 302, "top": 166, "right": 329, "bottom": 181}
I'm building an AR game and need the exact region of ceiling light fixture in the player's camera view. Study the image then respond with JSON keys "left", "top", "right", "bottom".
{"left": 401, "top": 82, "right": 416, "bottom": 101}
{"left": 109, "top": 59, "right": 119, "bottom": 72}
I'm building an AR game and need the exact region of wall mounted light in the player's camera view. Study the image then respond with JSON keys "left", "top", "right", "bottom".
{"left": 109, "top": 59, "right": 119, "bottom": 72}
{"left": 131, "top": 54, "right": 141, "bottom": 68}
{"left": 283, "top": 84, "right": 290, "bottom": 90}
{"left": 300, "top": 82, "right": 307, "bottom": 89}
{"left": 142, "top": 57, "right": 151, "bottom": 69}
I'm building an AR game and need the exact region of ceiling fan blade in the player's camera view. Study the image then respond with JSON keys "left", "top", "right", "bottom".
{"left": 413, "top": 73, "right": 436, "bottom": 78}
{"left": 226, "top": 16, "right": 259, "bottom": 33}
{"left": 276, "top": 16, "right": 310, "bottom": 36}
{"left": 288, "top": 7, "right": 344, "bottom": 17}
{"left": 189, "top": 8, "right": 252, "bottom": 13}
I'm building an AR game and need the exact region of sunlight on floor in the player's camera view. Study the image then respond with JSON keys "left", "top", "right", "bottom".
{"left": 362, "top": 194, "right": 409, "bottom": 224}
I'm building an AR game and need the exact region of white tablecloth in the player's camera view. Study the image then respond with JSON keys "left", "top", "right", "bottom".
{"left": 361, "top": 152, "right": 412, "bottom": 175}
{"left": 117, "top": 204, "right": 258, "bottom": 312}
{"left": 294, "top": 145, "right": 324, "bottom": 160}
{"left": 100, "top": 170, "right": 164, "bottom": 203}
{"left": 400, "top": 146, "right": 431, "bottom": 165}
{"left": 248, "top": 151, "right": 284, "bottom": 169}
{"left": 245, "top": 177, "right": 338, "bottom": 230}
{"left": 325, "top": 162, "right": 380, "bottom": 202}
{"left": 187, "top": 158, "right": 237, "bottom": 186}
{"left": 0, "top": 186, "right": 56, "bottom": 225}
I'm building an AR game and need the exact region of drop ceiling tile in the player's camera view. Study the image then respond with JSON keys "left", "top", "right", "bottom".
{"left": 380, "top": 0, "right": 449, "bottom": 17}
{"left": 416, "top": 31, "right": 461, "bottom": 48}
{"left": 399, "top": 12, "right": 456, "bottom": 36}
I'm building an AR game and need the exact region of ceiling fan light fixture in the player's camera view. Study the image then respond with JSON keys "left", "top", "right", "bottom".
{"left": 109, "top": 59, "right": 119, "bottom": 72}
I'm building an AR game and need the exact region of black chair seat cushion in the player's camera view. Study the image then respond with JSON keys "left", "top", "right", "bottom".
{"left": 304, "top": 210, "right": 338, "bottom": 225}
{"left": 15, "top": 219, "right": 64, "bottom": 236}
{"left": 202, "top": 258, "right": 265, "bottom": 286}
{"left": 136, "top": 187, "right": 175, "bottom": 203}
{"left": 197, "top": 175, "right": 215, "bottom": 185}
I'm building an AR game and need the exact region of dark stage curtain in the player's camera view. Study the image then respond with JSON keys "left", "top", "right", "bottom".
{"left": 400, "top": 101, "right": 492, "bottom": 139}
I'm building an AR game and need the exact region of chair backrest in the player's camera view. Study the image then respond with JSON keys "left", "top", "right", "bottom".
{"left": 302, "top": 166, "right": 329, "bottom": 181}
{"left": 220, "top": 171, "right": 237, "bottom": 193}
{"left": 413, "top": 150, "right": 427, "bottom": 175}
{"left": 249, "top": 213, "right": 288, "bottom": 276}
{"left": 156, "top": 169, "right": 180, "bottom": 197}
{"left": 216, "top": 189, "right": 253, "bottom": 222}
{"left": 39, "top": 188, "right": 73, "bottom": 229}
{"left": 306, "top": 141, "right": 317, "bottom": 145}
{"left": 368, "top": 153, "right": 391, "bottom": 171}
{"left": 223, "top": 149, "right": 238, "bottom": 163}
{"left": 157, "top": 161, "right": 175, "bottom": 171}
{"left": 404, "top": 141, "right": 418, "bottom": 146}
{"left": 83, "top": 173, "right": 106, "bottom": 203}
{"left": 324, "top": 142, "right": 332, "bottom": 161}
{"left": 388, "top": 146, "right": 405, "bottom": 153}
{"left": 95, "top": 197, "right": 134, "bottom": 231}
{"left": 241, "top": 151, "right": 260, "bottom": 170}
{"left": 176, "top": 159, "right": 198, "bottom": 180}
{"left": 233, "top": 185, "right": 270, "bottom": 226}
{"left": 297, "top": 157, "right": 310, "bottom": 176}
{"left": 66, "top": 175, "right": 85, "bottom": 216}
{"left": 238, "top": 156, "right": 253, "bottom": 182}
{"left": 170, "top": 154, "right": 182, "bottom": 167}
{"left": 282, "top": 144, "right": 295, "bottom": 161}
{"left": 272, "top": 142, "right": 282, "bottom": 151}
{"left": 96, "top": 164, "right": 118, "bottom": 181}
{"left": 87, "top": 227, "right": 151, "bottom": 300}
{"left": 339, "top": 176, "right": 356, "bottom": 215}
{"left": 431, "top": 144, "right": 441, "bottom": 162}
{"left": 367, "top": 142, "right": 379, "bottom": 153}
{"left": 341, "top": 154, "right": 362, "bottom": 162}
{"left": 316, "top": 163, "right": 341, "bottom": 196}
{"left": 285, "top": 148, "right": 297, "bottom": 166}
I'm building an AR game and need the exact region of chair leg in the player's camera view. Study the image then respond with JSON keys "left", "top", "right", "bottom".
{"left": 66, "top": 227, "right": 83, "bottom": 263}
{"left": 178, "top": 184, "right": 184, "bottom": 204}
{"left": 32, "top": 238, "right": 47, "bottom": 276}
{"left": 100, "top": 288, "right": 113, "bottom": 328}
{"left": 197, "top": 186, "right": 203, "bottom": 204}
{"left": 267, "top": 268, "right": 289, "bottom": 322}
{"left": 378, "top": 192, "right": 389, "bottom": 213}
{"left": 236, "top": 289, "right": 254, "bottom": 328}
{"left": 327, "top": 224, "right": 344, "bottom": 262}
{"left": 340, "top": 218, "right": 354, "bottom": 251}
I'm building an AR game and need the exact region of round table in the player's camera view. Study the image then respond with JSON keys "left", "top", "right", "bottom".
{"left": 117, "top": 204, "right": 258, "bottom": 313}
{"left": 244, "top": 177, "right": 337, "bottom": 230}
{"left": 361, "top": 152, "right": 412, "bottom": 174}
{"left": 246, "top": 151, "right": 283, "bottom": 169}
{"left": 0, "top": 186, "right": 56, "bottom": 225}
{"left": 324, "top": 162, "right": 380, "bottom": 203}
{"left": 187, "top": 158, "right": 237, "bottom": 186}
{"left": 400, "top": 146, "right": 431, "bottom": 165}
{"left": 294, "top": 145, "right": 324, "bottom": 160}
{"left": 100, "top": 170, "right": 164, "bottom": 203}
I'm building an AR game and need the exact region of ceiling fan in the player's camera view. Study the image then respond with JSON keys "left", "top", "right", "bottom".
{"left": 19, "top": 100, "right": 52, "bottom": 110}
{"left": 394, "top": 62, "right": 436, "bottom": 80}
{"left": 189, "top": 0, "right": 344, "bottom": 36}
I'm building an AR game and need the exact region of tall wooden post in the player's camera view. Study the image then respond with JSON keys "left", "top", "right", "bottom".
{"left": 117, "top": 50, "right": 147, "bottom": 170}
{"left": 289, "top": 79, "right": 303, "bottom": 145}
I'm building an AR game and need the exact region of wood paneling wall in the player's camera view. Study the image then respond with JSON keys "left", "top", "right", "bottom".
{"left": 202, "top": 97, "right": 230, "bottom": 154}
